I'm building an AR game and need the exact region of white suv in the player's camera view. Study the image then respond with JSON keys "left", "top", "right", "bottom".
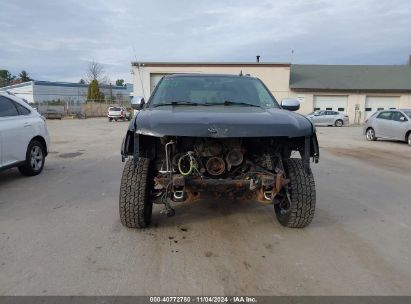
{"left": 0, "top": 92, "right": 50, "bottom": 176}
{"left": 107, "top": 106, "right": 131, "bottom": 122}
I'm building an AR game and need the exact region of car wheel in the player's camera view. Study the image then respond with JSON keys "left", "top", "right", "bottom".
{"left": 335, "top": 119, "right": 343, "bottom": 127}
{"left": 108, "top": 118, "right": 113, "bottom": 122}
{"left": 114, "top": 118, "right": 118, "bottom": 121}
{"left": 407, "top": 132, "right": 411, "bottom": 146}
{"left": 18, "top": 140, "right": 45, "bottom": 176}
{"left": 119, "top": 158, "right": 154, "bottom": 228}
{"left": 366, "top": 128, "right": 377, "bottom": 141}
{"left": 274, "top": 158, "right": 316, "bottom": 228}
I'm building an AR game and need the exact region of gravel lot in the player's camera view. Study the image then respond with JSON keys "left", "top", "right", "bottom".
{"left": 0, "top": 119, "right": 410, "bottom": 295}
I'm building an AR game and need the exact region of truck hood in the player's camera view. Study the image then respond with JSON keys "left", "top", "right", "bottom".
{"left": 135, "top": 105, "right": 314, "bottom": 138}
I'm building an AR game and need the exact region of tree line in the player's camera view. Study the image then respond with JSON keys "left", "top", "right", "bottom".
{"left": 1, "top": 60, "right": 127, "bottom": 103}
{"left": 0, "top": 70, "right": 32, "bottom": 87}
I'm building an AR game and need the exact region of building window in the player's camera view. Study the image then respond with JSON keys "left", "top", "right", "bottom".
{"left": 365, "top": 108, "right": 372, "bottom": 111}
{"left": 326, "top": 107, "right": 332, "bottom": 110}
{"left": 377, "top": 107, "right": 384, "bottom": 111}
{"left": 338, "top": 108, "right": 344, "bottom": 111}
{"left": 314, "top": 107, "right": 320, "bottom": 111}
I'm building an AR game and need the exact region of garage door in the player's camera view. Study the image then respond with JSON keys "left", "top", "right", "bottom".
{"left": 364, "top": 96, "right": 400, "bottom": 120}
{"left": 150, "top": 73, "right": 168, "bottom": 94}
{"left": 313, "top": 95, "right": 348, "bottom": 113}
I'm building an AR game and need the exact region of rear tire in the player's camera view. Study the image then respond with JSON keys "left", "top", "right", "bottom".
{"left": 275, "top": 158, "right": 316, "bottom": 228}
{"left": 18, "top": 140, "right": 45, "bottom": 176}
{"left": 119, "top": 158, "right": 153, "bottom": 228}
{"left": 108, "top": 118, "right": 113, "bottom": 122}
{"left": 407, "top": 132, "right": 411, "bottom": 146}
{"left": 335, "top": 119, "right": 343, "bottom": 127}
{"left": 366, "top": 128, "right": 377, "bottom": 141}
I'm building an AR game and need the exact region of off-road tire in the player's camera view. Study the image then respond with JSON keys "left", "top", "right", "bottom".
{"left": 335, "top": 119, "right": 343, "bottom": 127}
{"left": 18, "top": 140, "right": 45, "bottom": 176}
{"left": 119, "top": 158, "right": 153, "bottom": 228}
{"left": 275, "top": 158, "right": 316, "bottom": 228}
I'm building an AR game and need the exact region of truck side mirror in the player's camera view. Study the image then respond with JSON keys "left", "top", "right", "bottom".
{"left": 281, "top": 98, "right": 300, "bottom": 111}
{"left": 131, "top": 96, "right": 145, "bottom": 110}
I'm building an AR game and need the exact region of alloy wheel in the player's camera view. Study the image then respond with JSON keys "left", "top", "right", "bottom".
{"left": 366, "top": 129, "right": 374, "bottom": 141}
{"left": 30, "top": 146, "right": 44, "bottom": 171}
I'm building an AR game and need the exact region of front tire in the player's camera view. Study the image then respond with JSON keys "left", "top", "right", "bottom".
{"left": 407, "top": 132, "right": 411, "bottom": 146}
{"left": 18, "top": 140, "right": 45, "bottom": 176}
{"left": 366, "top": 128, "right": 376, "bottom": 141}
{"left": 119, "top": 158, "right": 153, "bottom": 228}
{"left": 275, "top": 158, "right": 316, "bottom": 228}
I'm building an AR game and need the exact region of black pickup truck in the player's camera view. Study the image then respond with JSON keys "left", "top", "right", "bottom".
{"left": 120, "top": 74, "right": 319, "bottom": 228}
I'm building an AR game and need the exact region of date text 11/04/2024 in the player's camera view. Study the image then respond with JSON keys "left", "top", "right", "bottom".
{"left": 149, "top": 296, "right": 257, "bottom": 303}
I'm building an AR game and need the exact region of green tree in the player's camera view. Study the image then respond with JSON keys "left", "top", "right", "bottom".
{"left": 0, "top": 70, "right": 16, "bottom": 87}
{"left": 87, "top": 79, "right": 104, "bottom": 102}
{"left": 79, "top": 79, "right": 86, "bottom": 84}
{"left": 19, "top": 70, "right": 31, "bottom": 82}
{"left": 115, "top": 79, "right": 124, "bottom": 86}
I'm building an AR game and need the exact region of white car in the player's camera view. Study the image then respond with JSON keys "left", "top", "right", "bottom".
{"left": 0, "top": 92, "right": 50, "bottom": 176}
{"left": 107, "top": 106, "right": 131, "bottom": 122}
{"left": 307, "top": 110, "right": 350, "bottom": 127}
{"left": 364, "top": 109, "right": 411, "bottom": 146}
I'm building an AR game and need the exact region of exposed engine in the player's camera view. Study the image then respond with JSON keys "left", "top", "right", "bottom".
{"left": 153, "top": 137, "right": 291, "bottom": 211}
{"left": 177, "top": 138, "right": 244, "bottom": 177}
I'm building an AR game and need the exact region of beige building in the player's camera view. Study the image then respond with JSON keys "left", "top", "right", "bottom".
{"left": 132, "top": 62, "right": 411, "bottom": 124}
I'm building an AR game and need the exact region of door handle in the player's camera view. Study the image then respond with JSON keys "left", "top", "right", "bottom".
{"left": 24, "top": 123, "right": 32, "bottom": 127}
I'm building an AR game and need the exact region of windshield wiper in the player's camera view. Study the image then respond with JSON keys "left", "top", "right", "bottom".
{"left": 205, "top": 100, "right": 260, "bottom": 107}
{"left": 153, "top": 101, "right": 200, "bottom": 107}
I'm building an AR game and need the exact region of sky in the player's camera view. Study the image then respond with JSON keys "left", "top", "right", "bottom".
{"left": 1, "top": 0, "right": 410, "bottom": 83}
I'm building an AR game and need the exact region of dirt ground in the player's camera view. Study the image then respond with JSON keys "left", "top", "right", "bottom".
{"left": 0, "top": 119, "right": 410, "bottom": 296}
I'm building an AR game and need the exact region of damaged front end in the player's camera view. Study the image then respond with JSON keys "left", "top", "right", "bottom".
{"left": 122, "top": 133, "right": 319, "bottom": 216}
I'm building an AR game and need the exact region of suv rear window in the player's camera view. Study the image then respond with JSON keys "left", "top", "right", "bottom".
{"left": 109, "top": 107, "right": 121, "bottom": 111}
{"left": 0, "top": 96, "right": 19, "bottom": 117}
{"left": 14, "top": 102, "right": 31, "bottom": 115}
{"left": 376, "top": 111, "right": 392, "bottom": 120}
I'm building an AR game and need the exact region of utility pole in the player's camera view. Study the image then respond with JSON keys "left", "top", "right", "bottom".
{"left": 109, "top": 83, "right": 113, "bottom": 105}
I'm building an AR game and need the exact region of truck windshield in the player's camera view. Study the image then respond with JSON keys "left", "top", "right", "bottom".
{"left": 150, "top": 75, "right": 279, "bottom": 108}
